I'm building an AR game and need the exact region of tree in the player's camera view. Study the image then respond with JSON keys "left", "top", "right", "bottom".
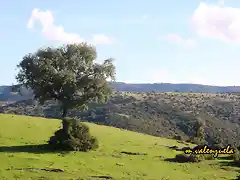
{"left": 16, "top": 43, "right": 116, "bottom": 118}
{"left": 194, "top": 118, "right": 205, "bottom": 144}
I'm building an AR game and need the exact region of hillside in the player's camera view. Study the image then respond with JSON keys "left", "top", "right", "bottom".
{"left": 0, "top": 114, "right": 239, "bottom": 179}
{"left": 2, "top": 92, "right": 240, "bottom": 147}
{"left": 110, "top": 82, "right": 240, "bottom": 93}
{"left": 1, "top": 82, "right": 240, "bottom": 102}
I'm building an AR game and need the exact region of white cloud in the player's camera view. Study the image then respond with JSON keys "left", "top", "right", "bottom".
{"left": 27, "top": 8, "right": 84, "bottom": 43}
{"left": 91, "top": 34, "right": 112, "bottom": 45}
{"left": 191, "top": 2, "right": 240, "bottom": 43}
{"left": 167, "top": 34, "right": 196, "bottom": 47}
{"left": 27, "top": 8, "right": 112, "bottom": 45}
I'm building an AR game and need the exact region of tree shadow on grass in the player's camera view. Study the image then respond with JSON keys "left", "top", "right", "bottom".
{"left": 218, "top": 160, "right": 240, "bottom": 168}
{"left": 0, "top": 144, "right": 69, "bottom": 154}
{"left": 217, "top": 155, "right": 233, "bottom": 161}
{"left": 164, "top": 157, "right": 179, "bottom": 163}
{"left": 216, "top": 155, "right": 240, "bottom": 171}
{"left": 164, "top": 157, "right": 195, "bottom": 163}
{"left": 218, "top": 160, "right": 240, "bottom": 180}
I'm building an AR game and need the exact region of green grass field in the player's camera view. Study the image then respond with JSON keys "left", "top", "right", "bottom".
{"left": 0, "top": 114, "right": 239, "bottom": 180}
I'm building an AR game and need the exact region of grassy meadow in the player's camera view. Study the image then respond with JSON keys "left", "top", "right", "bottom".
{"left": 0, "top": 114, "right": 239, "bottom": 180}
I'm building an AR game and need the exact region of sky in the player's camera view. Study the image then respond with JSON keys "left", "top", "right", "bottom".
{"left": 1, "top": 0, "right": 240, "bottom": 86}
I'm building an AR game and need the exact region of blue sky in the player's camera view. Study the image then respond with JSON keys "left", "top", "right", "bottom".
{"left": 1, "top": 0, "right": 240, "bottom": 86}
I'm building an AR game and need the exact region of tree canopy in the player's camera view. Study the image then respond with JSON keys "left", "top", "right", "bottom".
{"left": 16, "top": 43, "right": 116, "bottom": 117}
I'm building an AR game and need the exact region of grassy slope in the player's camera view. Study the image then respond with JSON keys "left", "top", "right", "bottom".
{"left": 0, "top": 114, "right": 239, "bottom": 180}
{"left": 3, "top": 91, "right": 240, "bottom": 146}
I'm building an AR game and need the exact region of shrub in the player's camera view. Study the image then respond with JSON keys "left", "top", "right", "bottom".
{"left": 173, "top": 135, "right": 183, "bottom": 141}
{"left": 232, "top": 149, "right": 240, "bottom": 164}
{"left": 188, "top": 137, "right": 205, "bottom": 145}
{"left": 174, "top": 154, "right": 200, "bottom": 163}
{"left": 233, "top": 154, "right": 240, "bottom": 162}
{"left": 48, "top": 118, "right": 99, "bottom": 152}
{"left": 198, "top": 154, "right": 215, "bottom": 160}
{"left": 181, "top": 146, "right": 191, "bottom": 152}
{"left": 212, "top": 143, "right": 223, "bottom": 149}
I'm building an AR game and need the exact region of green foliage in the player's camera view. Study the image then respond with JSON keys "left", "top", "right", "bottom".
{"left": 232, "top": 149, "right": 240, "bottom": 162}
{"left": 173, "top": 135, "right": 183, "bottom": 141}
{"left": 16, "top": 43, "right": 116, "bottom": 117}
{"left": 231, "top": 149, "right": 240, "bottom": 167}
{"left": 195, "top": 118, "right": 205, "bottom": 140}
{"left": 2, "top": 92, "right": 240, "bottom": 147}
{"left": 173, "top": 153, "right": 213, "bottom": 163}
{"left": 174, "top": 154, "right": 200, "bottom": 163}
{"left": 1, "top": 114, "right": 239, "bottom": 179}
{"left": 188, "top": 137, "right": 205, "bottom": 145}
{"left": 48, "top": 117, "right": 98, "bottom": 151}
{"left": 188, "top": 118, "right": 206, "bottom": 145}
{"left": 198, "top": 154, "right": 215, "bottom": 160}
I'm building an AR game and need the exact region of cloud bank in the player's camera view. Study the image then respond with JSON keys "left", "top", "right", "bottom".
{"left": 191, "top": 2, "right": 240, "bottom": 43}
{"left": 27, "top": 8, "right": 112, "bottom": 45}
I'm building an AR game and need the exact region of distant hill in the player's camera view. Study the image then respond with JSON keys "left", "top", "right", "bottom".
{"left": 0, "top": 85, "right": 32, "bottom": 103}
{"left": 110, "top": 82, "right": 240, "bottom": 93}
{"left": 1, "top": 82, "right": 240, "bottom": 102}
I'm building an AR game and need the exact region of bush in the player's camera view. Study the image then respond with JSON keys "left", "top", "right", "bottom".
{"left": 198, "top": 154, "right": 215, "bottom": 160}
{"left": 232, "top": 150, "right": 240, "bottom": 167}
{"left": 232, "top": 149, "right": 240, "bottom": 162}
{"left": 173, "top": 152, "right": 214, "bottom": 163}
{"left": 174, "top": 154, "right": 200, "bottom": 163}
{"left": 173, "top": 135, "right": 183, "bottom": 141}
{"left": 48, "top": 118, "right": 99, "bottom": 152}
{"left": 181, "top": 146, "right": 191, "bottom": 152}
{"left": 188, "top": 137, "right": 205, "bottom": 145}
{"left": 191, "top": 145, "right": 215, "bottom": 160}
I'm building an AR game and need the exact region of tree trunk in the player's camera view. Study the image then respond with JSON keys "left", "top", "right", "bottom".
{"left": 62, "top": 107, "right": 68, "bottom": 118}
{"left": 62, "top": 107, "right": 68, "bottom": 133}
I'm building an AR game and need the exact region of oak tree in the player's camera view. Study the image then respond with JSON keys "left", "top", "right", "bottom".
{"left": 16, "top": 43, "right": 116, "bottom": 118}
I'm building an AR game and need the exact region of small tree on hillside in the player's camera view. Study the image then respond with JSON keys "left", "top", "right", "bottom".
{"left": 188, "top": 117, "right": 206, "bottom": 145}
{"left": 193, "top": 118, "right": 205, "bottom": 144}
{"left": 16, "top": 43, "right": 116, "bottom": 151}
